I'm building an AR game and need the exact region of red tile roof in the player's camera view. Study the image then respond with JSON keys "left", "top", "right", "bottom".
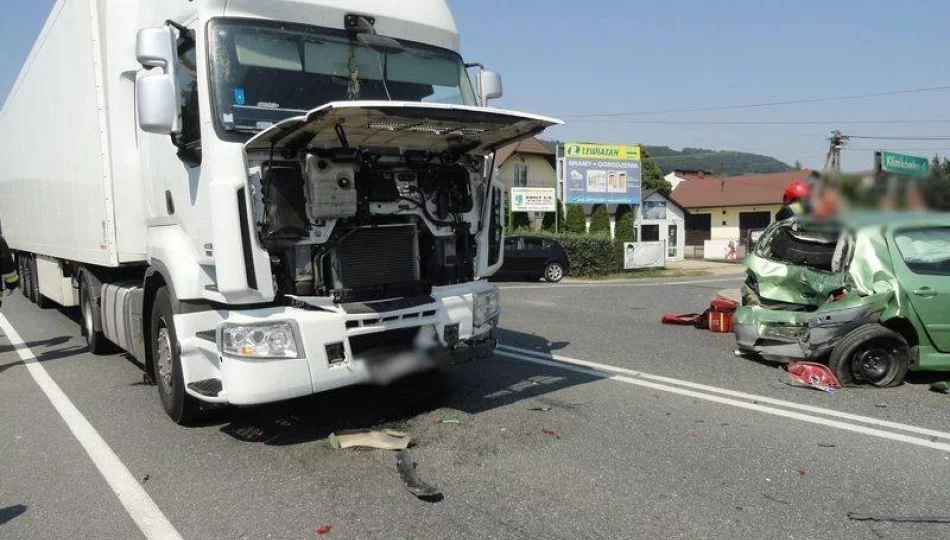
{"left": 494, "top": 137, "right": 555, "bottom": 167}
{"left": 671, "top": 170, "right": 814, "bottom": 208}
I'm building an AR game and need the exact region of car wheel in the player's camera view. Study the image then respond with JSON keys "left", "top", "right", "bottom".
{"left": 150, "top": 287, "right": 200, "bottom": 424}
{"left": 544, "top": 262, "right": 565, "bottom": 283}
{"left": 828, "top": 324, "right": 909, "bottom": 387}
{"left": 80, "top": 276, "right": 111, "bottom": 354}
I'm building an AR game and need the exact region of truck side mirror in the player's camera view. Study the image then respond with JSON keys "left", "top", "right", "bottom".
{"left": 137, "top": 75, "right": 178, "bottom": 134}
{"left": 478, "top": 71, "right": 503, "bottom": 105}
{"left": 136, "top": 27, "right": 176, "bottom": 71}
{"left": 135, "top": 27, "right": 180, "bottom": 134}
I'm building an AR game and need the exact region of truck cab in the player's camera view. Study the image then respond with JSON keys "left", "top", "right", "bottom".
{"left": 0, "top": 0, "right": 560, "bottom": 423}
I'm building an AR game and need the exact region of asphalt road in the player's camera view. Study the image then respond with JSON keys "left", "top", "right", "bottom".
{"left": 2, "top": 274, "right": 950, "bottom": 539}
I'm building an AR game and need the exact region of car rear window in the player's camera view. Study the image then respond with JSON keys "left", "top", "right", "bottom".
{"left": 894, "top": 227, "right": 950, "bottom": 276}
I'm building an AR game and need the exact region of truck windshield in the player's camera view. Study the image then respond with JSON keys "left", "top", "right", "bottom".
{"left": 209, "top": 19, "right": 478, "bottom": 133}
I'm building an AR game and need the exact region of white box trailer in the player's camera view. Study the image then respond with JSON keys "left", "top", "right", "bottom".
{"left": 0, "top": 0, "right": 559, "bottom": 423}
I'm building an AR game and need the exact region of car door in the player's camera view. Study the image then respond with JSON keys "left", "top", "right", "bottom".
{"left": 502, "top": 237, "right": 526, "bottom": 274}
{"left": 521, "top": 238, "right": 547, "bottom": 274}
{"left": 890, "top": 226, "right": 950, "bottom": 352}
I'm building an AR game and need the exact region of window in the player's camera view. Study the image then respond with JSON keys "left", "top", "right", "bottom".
{"left": 894, "top": 227, "right": 950, "bottom": 276}
{"left": 513, "top": 163, "right": 529, "bottom": 187}
{"left": 641, "top": 225, "right": 660, "bottom": 242}
{"left": 174, "top": 39, "right": 200, "bottom": 148}
{"left": 523, "top": 238, "right": 544, "bottom": 251}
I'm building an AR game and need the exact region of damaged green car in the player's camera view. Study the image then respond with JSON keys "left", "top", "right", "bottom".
{"left": 735, "top": 212, "right": 950, "bottom": 387}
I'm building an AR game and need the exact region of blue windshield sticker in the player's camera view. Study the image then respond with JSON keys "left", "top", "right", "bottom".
{"left": 233, "top": 88, "right": 246, "bottom": 106}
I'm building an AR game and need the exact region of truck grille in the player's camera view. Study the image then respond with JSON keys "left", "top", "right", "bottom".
{"left": 333, "top": 226, "right": 420, "bottom": 302}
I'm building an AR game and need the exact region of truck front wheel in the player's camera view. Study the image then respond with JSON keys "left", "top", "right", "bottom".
{"left": 150, "top": 287, "right": 199, "bottom": 424}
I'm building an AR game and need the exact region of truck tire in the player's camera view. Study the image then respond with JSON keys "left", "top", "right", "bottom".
{"left": 828, "top": 324, "right": 909, "bottom": 388}
{"left": 150, "top": 287, "right": 199, "bottom": 424}
{"left": 17, "top": 255, "right": 29, "bottom": 300}
{"left": 80, "top": 274, "right": 111, "bottom": 354}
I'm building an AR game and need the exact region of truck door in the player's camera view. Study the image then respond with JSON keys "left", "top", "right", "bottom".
{"left": 891, "top": 226, "right": 950, "bottom": 352}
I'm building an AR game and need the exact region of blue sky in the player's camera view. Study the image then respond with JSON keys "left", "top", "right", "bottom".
{"left": 3, "top": 0, "right": 948, "bottom": 170}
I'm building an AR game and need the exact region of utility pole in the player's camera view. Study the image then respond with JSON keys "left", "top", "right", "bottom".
{"left": 823, "top": 129, "right": 849, "bottom": 172}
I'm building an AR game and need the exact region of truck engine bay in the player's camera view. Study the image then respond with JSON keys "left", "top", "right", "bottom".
{"left": 248, "top": 147, "right": 488, "bottom": 303}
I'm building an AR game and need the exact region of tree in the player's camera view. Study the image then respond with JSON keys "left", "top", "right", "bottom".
{"left": 612, "top": 205, "right": 636, "bottom": 270}
{"left": 589, "top": 205, "right": 610, "bottom": 236}
{"left": 794, "top": 160, "right": 803, "bottom": 170}
{"left": 509, "top": 211, "right": 531, "bottom": 231}
{"left": 565, "top": 205, "right": 587, "bottom": 234}
{"left": 640, "top": 149, "right": 673, "bottom": 196}
{"left": 921, "top": 157, "right": 950, "bottom": 210}
{"left": 542, "top": 201, "right": 565, "bottom": 232}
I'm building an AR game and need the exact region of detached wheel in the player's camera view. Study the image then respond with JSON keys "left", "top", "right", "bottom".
{"left": 829, "top": 324, "right": 909, "bottom": 387}
{"left": 150, "top": 287, "right": 199, "bottom": 424}
{"left": 544, "top": 262, "right": 565, "bottom": 283}
{"left": 80, "top": 275, "right": 111, "bottom": 354}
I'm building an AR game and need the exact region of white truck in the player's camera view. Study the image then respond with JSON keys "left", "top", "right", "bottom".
{"left": 0, "top": 0, "right": 560, "bottom": 423}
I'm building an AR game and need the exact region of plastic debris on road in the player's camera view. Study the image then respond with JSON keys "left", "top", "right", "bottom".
{"left": 931, "top": 381, "right": 950, "bottom": 394}
{"left": 316, "top": 524, "right": 333, "bottom": 536}
{"left": 529, "top": 403, "right": 553, "bottom": 411}
{"left": 784, "top": 361, "right": 841, "bottom": 393}
{"left": 542, "top": 428, "right": 561, "bottom": 439}
{"left": 327, "top": 429, "right": 411, "bottom": 450}
{"left": 395, "top": 449, "right": 443, "bottom": 502}
{"left": 439, "top": 415, "right": 461, "bottom": 424}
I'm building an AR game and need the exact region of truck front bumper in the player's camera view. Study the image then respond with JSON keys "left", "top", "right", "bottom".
{"left": 175, "top": 282, "right": 498, "bottom": 405}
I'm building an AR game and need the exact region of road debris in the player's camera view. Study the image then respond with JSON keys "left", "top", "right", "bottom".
{"left": 847, "top": 512, "right": 950, "bottom": 524}
{"left": 797, "top": 468, "right": 807, "bottom": 477}
{"left": 328, "top": 429, "right": 410, "bottom": 451}
{"left": 784, "top": 362, "right": 841, "bottom": 393}
{"left": 529, "top": 403, "right": 553, "bottom": 412}
{"left": 818, "top": 443, "right": 836, "bottom": 448}
{"left": 395, "top": 450, "right": 442, "bottom": 502}
{"left": 439, "top": 415, "right": 461, "bottom": 424}
{"left": 316, "top": 524, "right": 333, "bottom": 536}
{"left": 141, "top": 474, "right": 150, "bottom": 484}
{"left": 762, "top": 493, "right": 791, "bottom": 505}
{"left": 542, "top": 428, "right": 561, "bottom": 439}
{"left": 930, "top": 381, "right": 950, "bottom": 394}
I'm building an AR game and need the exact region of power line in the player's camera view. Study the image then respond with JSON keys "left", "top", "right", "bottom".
{"left": 849, "top": 135, "right": 950, "bottom": 141}
{"left": 568, "top": 119, "right": 950, "bottom": 125}
{"left": 560, "top": 84, "right": 950, "bottom": 119}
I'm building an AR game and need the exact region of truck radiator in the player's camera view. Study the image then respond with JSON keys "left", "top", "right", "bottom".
{"left": 332, "top": 225, "right": 420, "bottom": 302}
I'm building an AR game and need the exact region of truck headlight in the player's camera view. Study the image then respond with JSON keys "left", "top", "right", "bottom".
{"left": 221, "top": 322, "right": 300, "bottom": 359}
{"left": 474, "top": 289, "right": 501, "bottom": 327}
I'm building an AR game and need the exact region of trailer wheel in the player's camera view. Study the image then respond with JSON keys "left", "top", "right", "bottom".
{"left": 17, "top": 255, "right": 29, "bottom": 300}
{"left": 828, "top": 324, "right": 909, "bottom": 388}
{"left": 80, "top": 275, "right": 110, "bottom": 354}
{"left": 150, "top": 287, "right": 199, "bottom": 424}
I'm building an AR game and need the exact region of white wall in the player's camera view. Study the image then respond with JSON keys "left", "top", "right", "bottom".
{"left": 634, "top": 192, "right": 686, "bottom": 261}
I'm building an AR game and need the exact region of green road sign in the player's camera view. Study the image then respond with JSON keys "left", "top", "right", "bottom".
{"left": 880, "top": 151, "right": 930, "bottom": 177}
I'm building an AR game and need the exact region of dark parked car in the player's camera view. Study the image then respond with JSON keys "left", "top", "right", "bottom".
{"left": 496, "top": 235, "right": 569, "bottom": 283}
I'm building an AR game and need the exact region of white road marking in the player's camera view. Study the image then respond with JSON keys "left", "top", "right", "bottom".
{"left": 497, "top": 345, "right": 950, "bottom": 453}
{"left": 497, "top": 276, "right": 743, "bottom": 290}
{"left": 498, "top": 344, "right": 950, "bottom": 441}
{"left": 0, "top": 314, "right": 183, "bottom": 540}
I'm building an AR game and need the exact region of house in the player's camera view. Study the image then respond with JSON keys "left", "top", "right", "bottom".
{"left": 633, "top": 189, "right": 687, "bottom": 261}
{"left": 671, "top": 169, "right": 814, "bottom": 249}
{"left": 494, "top": 137, "right": 557, "bottom": 229}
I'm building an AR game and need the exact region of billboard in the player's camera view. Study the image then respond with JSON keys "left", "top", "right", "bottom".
{"left": 510, "top": 187, "right": 557, "bottom": 212}
{"left": 564, "top": 143, "right": 642, "bottom": 205}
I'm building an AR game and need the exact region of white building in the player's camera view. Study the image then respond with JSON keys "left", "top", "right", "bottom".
{"left": 630, "top": 190, "right": 687, "bottom": 262}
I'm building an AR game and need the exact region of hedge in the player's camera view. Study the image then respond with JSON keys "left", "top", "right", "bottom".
{"left": 535, "top": 232, "right": 616, "bottom": 277}
{"left": 565, "top": 205, "right": 587, "bottom": 234}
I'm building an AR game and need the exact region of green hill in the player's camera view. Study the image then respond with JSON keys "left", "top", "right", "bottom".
{"left": 642, "top": 146, "right": 793, "bottom": 176}
{"left": 538, "top": 140, "right": 794, "bottom": 176}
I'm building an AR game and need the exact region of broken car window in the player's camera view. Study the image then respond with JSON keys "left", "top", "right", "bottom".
{"left": 894, "top": 227, "right": 950, "bottom": 276}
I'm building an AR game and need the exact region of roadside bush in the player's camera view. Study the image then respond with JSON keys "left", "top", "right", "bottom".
{"left": 589, "top": 205, "right": 610, "bottom": 236}
{"left": 536, "top": 232, "right": 616, "bottom": 276}
{"left": 613, "top": 205, "right": 636, "bottom": 268}
{"left": 508, "top": 211, "right": 531, "bottom": 232}
{"left": 565, "top": 205, "right": 587, "bottom": 234}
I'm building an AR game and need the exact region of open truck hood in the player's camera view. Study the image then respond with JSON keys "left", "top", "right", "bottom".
{"left": 244, "top": 101, "right": 562, "bottom": 154}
